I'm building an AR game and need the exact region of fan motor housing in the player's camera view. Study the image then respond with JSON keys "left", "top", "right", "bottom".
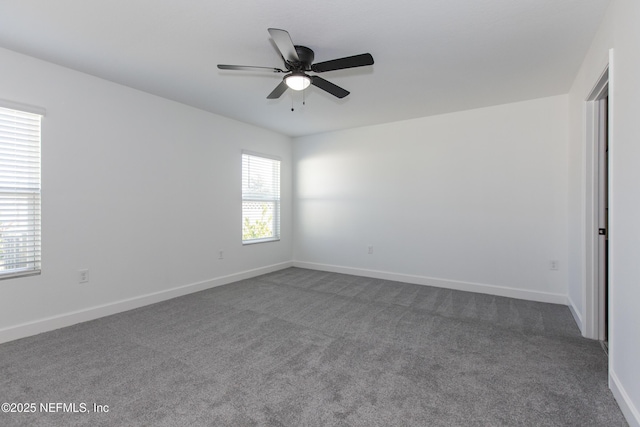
{"left": 291, "top": 45, "right": 314, "bottom": 70}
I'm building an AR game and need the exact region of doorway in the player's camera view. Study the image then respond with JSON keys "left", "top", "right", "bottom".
{"left": 585, "top": 63, "right": 609, "bottom": 346}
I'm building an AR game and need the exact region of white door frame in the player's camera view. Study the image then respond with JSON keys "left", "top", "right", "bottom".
{"left": 583, "top": 51, "right": 612, "bottom": 341}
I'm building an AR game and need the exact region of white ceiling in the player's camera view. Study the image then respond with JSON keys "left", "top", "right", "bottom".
{"left": 0, "top": 0, "right": 610, "bottom": 137}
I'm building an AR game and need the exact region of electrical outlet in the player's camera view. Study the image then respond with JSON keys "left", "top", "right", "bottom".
{"left": 78, "top": 269, "right": 89, "bottom": 284}
{"left": 550, "top": 260, "right": 559, "bottom": 271}
{"left": 218, "top": 250, "right": 224, "bottom": 260}
{"left": 368, "top": 245, "right": 373, "bottom": 255}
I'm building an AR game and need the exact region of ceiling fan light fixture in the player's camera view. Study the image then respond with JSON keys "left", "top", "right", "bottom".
{"left": 219, "top": 29, "right": 373, "bottom": 100}
{"left": 285, "top": 73, "right": 311, "bottom": 91}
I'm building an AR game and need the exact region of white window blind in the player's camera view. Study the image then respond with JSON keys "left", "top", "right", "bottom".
{"left": 0, "top": 106, "right": 42, "bottom": 279}
{"left": 242, "top": 151, "right": 280, "bottom": 244}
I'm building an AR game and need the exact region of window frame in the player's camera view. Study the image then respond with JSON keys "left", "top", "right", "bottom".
{"left": 0, "top": 100, "right": 44, "bottom": 280}
{"left": 241, "top": 150, "right": 281, "bottom": 245}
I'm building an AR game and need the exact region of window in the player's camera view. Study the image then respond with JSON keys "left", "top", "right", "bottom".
{"left": 0, "top": 105, "right": 42, "bottom": 279}
{"left": 242, "top": 151, "right": 280, "bottom": 244}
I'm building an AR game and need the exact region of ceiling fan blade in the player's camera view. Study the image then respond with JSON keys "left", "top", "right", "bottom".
{"left": 267, "top": 80, "right": 289, "bottom": 99}
{"left": 267, "top": 28, "right": 300, "bottom": 63}
{"left": 218, "top": 64, "right": 285, "bottom": 73}
{"left": 310, "top": 76, "right": 350, "bottom": 99}
{"left": 311, "top": 53, "right": 374, "bottom": 73}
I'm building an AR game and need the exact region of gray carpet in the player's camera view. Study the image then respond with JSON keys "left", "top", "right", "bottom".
{"left": 0, "top": 267, "right": 627, "bottom": 426}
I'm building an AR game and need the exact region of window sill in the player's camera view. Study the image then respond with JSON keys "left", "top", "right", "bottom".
{"left": 0, "top": 270, "right": 41, "bottom": 281}
{"left": 242, "top": 237, "right": 280, "bottom": 245}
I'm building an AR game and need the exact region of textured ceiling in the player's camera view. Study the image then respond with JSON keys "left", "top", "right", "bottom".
{"left": 0, "top": 0, "right": 610, "bottom": 137}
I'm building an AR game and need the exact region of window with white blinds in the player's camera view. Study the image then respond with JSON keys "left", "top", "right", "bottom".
{"left": 0, "top": 106, "right": 42, "bottom": 279}
{"left": 242, "top": 151, "right": 280, "bottom": 244}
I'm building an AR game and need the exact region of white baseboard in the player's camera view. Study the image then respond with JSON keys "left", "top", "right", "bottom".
{"left": 0, "top": 261, "right": 293, "bottom": 344}
{"left": 610, "top": 370, "right": 640, "bottom": 427}
{"left": 293, "top": 261, "right": 568, "bottom": 305}
{"left": 567, "top": 295, "right": 584, "bottom": 333}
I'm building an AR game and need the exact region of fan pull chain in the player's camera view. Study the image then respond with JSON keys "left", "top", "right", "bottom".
{"left": 291, "top": 90, "right": 307, "bottom": 112}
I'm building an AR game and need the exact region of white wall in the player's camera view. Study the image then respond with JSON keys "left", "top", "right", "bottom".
{"left": 293, "top": 95, "right": 569, "bottom": 304}
{"left": 0, "top": 47, "right": 292, "bottom": 342}
{"left": 568, "top": 0, "right": 640, "bottom": 425}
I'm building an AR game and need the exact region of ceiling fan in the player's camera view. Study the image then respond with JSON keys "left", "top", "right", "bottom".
{"left": 218, "top": 28, "right": 374, "bottom": 99}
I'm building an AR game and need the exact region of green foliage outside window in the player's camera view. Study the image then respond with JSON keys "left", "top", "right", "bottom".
{"left": 242, "top": 203, "right": 273, "bottom": 240}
